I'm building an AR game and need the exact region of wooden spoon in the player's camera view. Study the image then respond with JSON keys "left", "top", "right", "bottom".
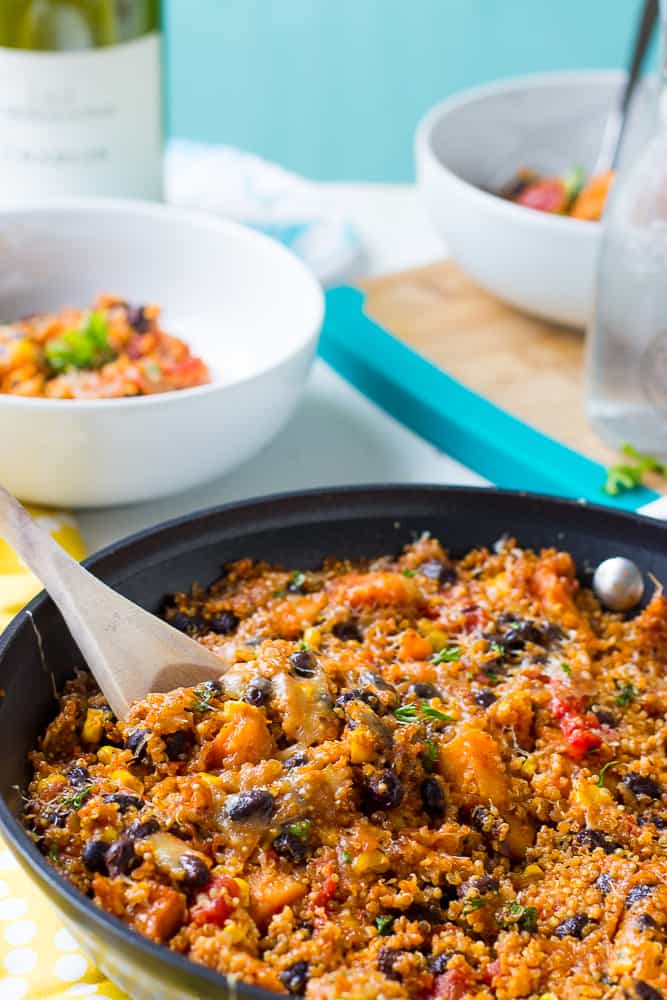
{"left": 0, "top": 485, "right": 224, "bottom": 720}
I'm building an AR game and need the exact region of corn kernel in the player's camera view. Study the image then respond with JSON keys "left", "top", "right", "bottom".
{"left": 303, "top": 627, "right": 321, "bottom": 651}
{"left": 426, "top": 629, "right": 450, "bottom": 653}
{"left": 349, "top": 729, "right": 375, "bottom": 764}
{"left": 99, "top": 825, "right": 118, "bottom": 844}
{"left": 37, "top": 773, "right": 64, "bottom": 792}
{"left": 199, "top": 772, "right": 223, "bottom": 788}
{"left": 234, "top": 877, "right": 250, "bottom": 905}
{"left": 521, "top": 756, "right": 536, "bottom": 777}
{"left": 523, "top": 864, "right": 543, "bottom": 877}
{"left": 97, "top": 745, "right": 117, "bottom": 764}
{"left": 82, "top": 708, "right": 105, "bottom": 745}
{"left": 109, "top": 768, "right": 143, "bottom": 793}
{"left": 352, "top": 849, "right": 389, "bottom": 875}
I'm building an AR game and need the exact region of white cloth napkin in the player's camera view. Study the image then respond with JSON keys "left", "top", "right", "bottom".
{"left": 165, "top": 140, "right": 362, "bottom": 285}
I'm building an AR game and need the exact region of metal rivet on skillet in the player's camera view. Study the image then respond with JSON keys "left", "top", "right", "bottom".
{"left": 592, "top": 557, "right": 644, "bottom": 612}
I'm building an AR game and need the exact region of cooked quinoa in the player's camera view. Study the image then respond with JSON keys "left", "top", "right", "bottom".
{"left": 24, "top": 536, "right": 667, "bottom": 999}
{"left": 0, "top": 294, "right": 209, "bottom": 398}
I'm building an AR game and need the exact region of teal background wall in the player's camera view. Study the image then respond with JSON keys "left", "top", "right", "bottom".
{"left": 166, "top": 0, "right": 655, "bottom": 181}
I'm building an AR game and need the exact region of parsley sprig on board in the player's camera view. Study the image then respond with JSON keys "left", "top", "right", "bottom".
{"left": 604, "top": 444, "right": 667, "bottom": 496}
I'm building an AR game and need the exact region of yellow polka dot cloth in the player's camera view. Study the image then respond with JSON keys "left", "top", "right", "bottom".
{"left": 0, "top": 509, "right": 129, "bottom": 1000}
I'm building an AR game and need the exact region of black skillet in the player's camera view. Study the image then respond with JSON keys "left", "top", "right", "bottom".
{"left": 0, "top": 485, "right": 664, "bottom": 999}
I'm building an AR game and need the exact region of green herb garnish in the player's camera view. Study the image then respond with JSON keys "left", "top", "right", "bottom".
{"left": 563, "top": 164, "right": 585, "bottom": 204}
{"left": 375, "top": 914, "right": 394, "bottom": 935}
{"left": 48, "top": 843, "right": 60, "bottom": 863}
{"left": 272, "top": 589, "right": 286, "bottom": 599}
{"left": 596, "top": 759, "right": 619, "bottom": 788}
{"left": 60, "top": 786, "right": 92, "bottom": 812}
{"left": 287, "top": 820, "right": 311, "bottom": 840}
{"left": 402, "top": 568, "right": 416, "bottom": 578}
{"left": 431, "top": 645, "right": 461, "bottom": 664}
{"left": 395, "top": 702, "right": 454, "bottom": 725}
{"left": 561, "top": 662, "right": 573, "bottom": 676}
{"left": 191, "top": 686, "right": 215, "bottom": 713}
{"left": 498, "top": 902, "right": 538, "bottom": 932}
{"left": 45, "top": 310, "right": 114, "bottom": 373}
{"left": 463, "top": 896, "right": 488, "bottom": 914}
{"left": 342, "top": 849, "right": 352, "bottom": 864}
{"left": 604, "top": 444, "right": 667, "bottom": 496}
{"left": 490, "top": 643, "right": 504, "bottom": 657}
{"left": 614, "top": 680, "right": 638, "bottom": 707}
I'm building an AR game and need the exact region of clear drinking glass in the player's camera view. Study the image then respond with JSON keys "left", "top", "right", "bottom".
{"left": 586, "top": 3, "right": 667, "bottom": 455}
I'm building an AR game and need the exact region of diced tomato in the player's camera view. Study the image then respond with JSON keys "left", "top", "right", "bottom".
{"left": 516, "top": 178, "right": 568, "bottom": 214}
{"left": 313, "top": 874, "right": 338, "bottom": 910}
{"left": 551, "top": 695, "right": 602, "bottom": 759}
{"left": 191, "top": 874, "right": 240, "bottom": 927}
{"left": 484, "top": 960, "right": 500, "bottom": 985}
{"left": 428, "top": 969, "right": 471, "bottom": 1000}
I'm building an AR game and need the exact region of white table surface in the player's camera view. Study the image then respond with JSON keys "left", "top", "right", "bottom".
{"left": 78, "top": 184, "right": 485, "bottom": 553}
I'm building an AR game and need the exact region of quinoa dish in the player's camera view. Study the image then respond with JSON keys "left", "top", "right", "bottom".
{"left": 0, "top": 294, "right": 209, "bottom": 398}
{"left": 24, "top": 535, "right": 667, "bottom": 999}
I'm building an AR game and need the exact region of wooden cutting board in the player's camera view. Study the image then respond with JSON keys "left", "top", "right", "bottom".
{"left": 361, "top": 259, "right": 616, "bottom": 467}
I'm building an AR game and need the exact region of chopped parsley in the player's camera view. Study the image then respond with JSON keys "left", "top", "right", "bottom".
{"left": 375, "top": 914, "right": 395, "bottom": 935}
{"left": 272, "top": 588, "right": 286, "bottom": 599}
{"left": 191, "top": 686, "right": 215, "bottom": 713}
{"left": 596, "top": 760, "right": 619, "bottom": 788}
{"left": 341, "top": 849, "right": 352, "bottom": 864}
{"left": 60, "top": 786, "right": 92, "bottom": 812}
{"left": 498, "top": 902, "right": 538, "bottom": 932}
{"left": 490, "top": 643, "right": 504, "bottom": 657}
{"left": 288, "top": 571, "right": 306, "bottom": 592}
{"left": 614, "top": 680, "right": 638, "bottom": 707}
{"left": 431, "top": 645, "right": 461, "bottom": 664}
{"left": 287, "top": 820, "right": 311, "bottom": 840}
{"left": 604, "top": 444, "right": 667, "bottom": 496}
{"left": 45, "top": 310, "right": 114, "bottom": 373}
{"left": 463, "top": 895, "right": 488, "bottom": 914}
{"left": 48, "top": 843, "right": 60, "bottom": 863}
{"left": 394, "top": 702, "right": 454, "bottom": 725}
{"left": 561, "top": 662, "right": 573, "bottom": 676}
{"left": 402, "top": 568, "right": 416, "bottom": 578}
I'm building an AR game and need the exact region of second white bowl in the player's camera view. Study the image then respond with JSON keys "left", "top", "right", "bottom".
{"left": 0, "top": 200, "right": 324, "bottom": 507}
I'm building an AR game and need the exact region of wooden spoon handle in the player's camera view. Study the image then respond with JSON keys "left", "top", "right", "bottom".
{"left": 0, "top": 485, "right": 224, "bottom": 720}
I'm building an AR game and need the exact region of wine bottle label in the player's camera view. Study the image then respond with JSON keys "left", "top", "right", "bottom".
{"left": 0, "top": 33, "right": 162, "bottom": 202}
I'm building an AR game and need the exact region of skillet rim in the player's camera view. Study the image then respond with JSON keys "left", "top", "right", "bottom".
{"left": 0, "top": 482, "right": 664, "bottom": 999}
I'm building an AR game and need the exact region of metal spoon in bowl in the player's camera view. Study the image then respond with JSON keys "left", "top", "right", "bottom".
{"left": 0, "top": 485, "right": 224, "bottom": 720}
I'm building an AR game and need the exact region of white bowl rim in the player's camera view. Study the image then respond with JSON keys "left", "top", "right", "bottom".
{"left": 0, "top": 197, "right": 324, "bottom": 411}
{"left": 415, "top": 67, "right": 626, "bottom": 237}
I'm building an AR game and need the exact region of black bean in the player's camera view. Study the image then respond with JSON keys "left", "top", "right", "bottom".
{"left": 169, "top": 611, "right": 198, "bottom": 632}
{"left": 634, "top": 981, "right": 664, "bottom": 1000}
{"left": 418, "top": 560, "right": 457, "bottom": 585}
{"left": 409, "top": 682, "right": 441, "bottom": 700}
{"left": 471, "top": 875, "right": 499, "bottom": 895}
{"left": 163, "top": 730, "right": 193, "bottom": 761}
{"left": 593, "top": 708, "right": 618, "bottom": 728}
{"left": 201, "top": 679, "right": 223, "bottom": 694}
{"left": 273, "top": 829, "right": 308, "bottom": 863}
{"left": 540, "top": 622, "right": 564, "bottom": 643}
{"left": 126, "top": 817, "right": 160, "bottom": 840}
{"left": 638, "top": 814, "right": 667, "bottom": 829}
{"left": 67, "top": 766, "right": 91, "bottom": 788}
{"left": 244, "top": 676, "right": 272, "bottom": 706}
{"left": 470, "top": 804, "right": 502, "bottom": 836}
{"left": 361, "top": 671, "right": 396, "bottom": 694}
{"left": 635, "top": 914, "right": 658, "bottom": 932}
{"left": 574, "top": 828, "right": 620, "bottom": 854}
{"left": 208, "top": 611, "right": 239, "bottom": 635}
{"left": 82, "top": 839, "right": 108, "bottom": 874}
{"left": 283, "top": 751, "right": 308, "bottom": 770}
{"left": 336, "top": 688, "right": 381, "bottom": 714}
{"left": 180, "top": 854, "right": 211, "bottom": 889}
{"left": 501, "top": 620, "right": 544, "bottom": 650}
{"left": 404, "top": 902, "right": 445, "bottom": 924}
{"left": 595, "top": 873, "right": 614, "bottom": 895}
{"left": 474, "top": 689, "right": 497, "bottom": 708}
{"left": 126, "top": 304, "right": 151, "bottom": 332}
{"left": 103, "top": 793, "right": 143, "bottom": 813}
{"left": 626, "top": 884, "right": 655, "bottom": 908}
{"left": 625, "top": 773, "right": 663, "bottom": 800}
{"left": 45, "top": 811, "right": 68, "bottom": 828}
{"left": 280, "top": 961, "right": 309, "bottom": 995}
{"left": 289, "top": 650, "right": 316, "bottom": 678}
{"left": 421, "top": 776, "right": 446, "bottom": 820}
{"left": 430, "top": 952, "right": 457, "bottom": 975}
{"left": 105, "top": 837, "right": 138, "bottom": 877}
{"left": 332, "top": 620, "right": 362, "bottom": 642}
{"left": 225, "top": 789, "right": 275, "bottom": 822}
{"left": 553, "top": 914, "right": 591, "bottom": 939}
{"left": 125, "top": 728, "right": 150, "bottom": 762}
{"left": 377, "top": 947, "right": 404, "bottom": 980}
{"left": 365, "top": 768, "right": 403, "bottom": 811}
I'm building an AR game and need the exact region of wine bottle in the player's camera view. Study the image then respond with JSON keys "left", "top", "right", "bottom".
{"left": 0, "top": 1, "right": 162, "bottom": 201}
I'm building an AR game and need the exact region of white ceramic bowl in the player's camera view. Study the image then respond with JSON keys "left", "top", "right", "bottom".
{"left": 0, "top": 200, "right": 324, "bottom": 507}
{"left": 416, "top": 70, "right": 651, "bottom": 328}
